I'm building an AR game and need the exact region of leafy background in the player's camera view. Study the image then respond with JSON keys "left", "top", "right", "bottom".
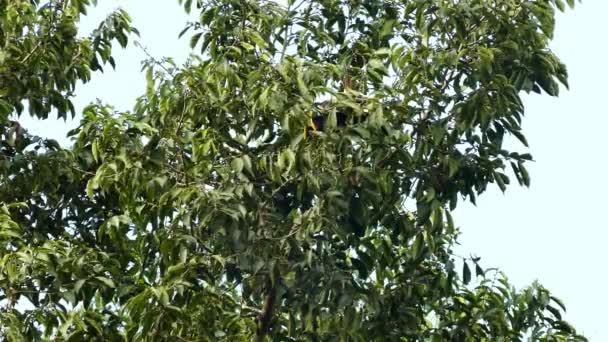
{"left": 7, "top": 0, "right": 607, "bottom": 339}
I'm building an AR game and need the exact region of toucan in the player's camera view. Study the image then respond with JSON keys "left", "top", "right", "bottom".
{"left": 304, "top": 110, "right": 349, "bottom": 137}
{"left": 304, "top": 70, "right": 369, "bottom": 138}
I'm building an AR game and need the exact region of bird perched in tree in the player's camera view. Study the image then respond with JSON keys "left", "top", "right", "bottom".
{"left": 304, "top": 109, "right": 348, "bottom": 137}
{"left": 304, "top": 58, "right": 368, "bottom": 138}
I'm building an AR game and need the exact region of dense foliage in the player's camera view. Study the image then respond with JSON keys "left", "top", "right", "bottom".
{"left": 0, "top": 0, "right": 586, "bottom": 340}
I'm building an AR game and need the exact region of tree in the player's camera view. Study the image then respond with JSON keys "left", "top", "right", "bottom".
{"left": 0, "top": 0, "right": 587, "bottom": 340}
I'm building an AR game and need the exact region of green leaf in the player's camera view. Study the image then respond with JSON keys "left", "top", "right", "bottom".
{"left": 296, "top": 71, "right": 312, "bottom": 102}
{"left": 547, "top": 305, "right": 563, "bottom": 320}
{"left": 412, "top": 233, "right": 424, "bottom": 259}
{"left": 74, "top": 279, "right": 87, "bottom": 293}
{"left": 246, "top": 30, "right": 267, "bottom": 49}
{"left": 145, "top": 66, "right": 155, "bottom": 98}
{"left": 512, "top": 129, "right": 529, "bottom": 147}
{"left": 178, "top": 25, "right": 191, "bottom": 38}
{"left": 518, "top": 161, "right": 531, "bottom": 187}
{"left": 462, "top": 261, "right": 471, "bottom": 285}
{"left": 62, "top": 290, "right": 76, "bottom": 305}
{"left": 190, "top": 32, "right": 203, "bottom": 49}
{"left": 86, "top": 174, "right": 100, "bottom": 199}
{"left": 494, "top": 171, "right": 507, "bottom": 192}
{"left": 95, "top": 276, "right": 115, "bottom": 288}
{"left": 230, "top": 157, "right": 244, "bottom": 173}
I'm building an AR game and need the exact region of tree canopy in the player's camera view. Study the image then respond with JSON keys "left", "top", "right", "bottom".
{"left": 0, "top": 0, "right": 587, "bottom": 341}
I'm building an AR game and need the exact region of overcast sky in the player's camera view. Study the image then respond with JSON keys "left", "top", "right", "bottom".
{"left": 18, "top": 1, "right": 607, "bottom": 340}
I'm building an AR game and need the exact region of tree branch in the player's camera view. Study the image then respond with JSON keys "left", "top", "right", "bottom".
{"left": 254, "top": 283, "right": 277, "bottom": 342}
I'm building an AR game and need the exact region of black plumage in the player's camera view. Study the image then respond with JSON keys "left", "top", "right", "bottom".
{"left": 309, "top": 111, "right": 348, "bottom": 132}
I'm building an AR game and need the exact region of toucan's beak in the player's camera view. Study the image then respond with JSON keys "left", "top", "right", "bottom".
{"left": 304, "top": 111, "right": 316, "bottom": 138}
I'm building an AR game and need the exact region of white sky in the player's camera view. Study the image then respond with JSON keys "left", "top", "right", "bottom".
{"left": 18, "top": 1, "right": 607, "bottom": 340}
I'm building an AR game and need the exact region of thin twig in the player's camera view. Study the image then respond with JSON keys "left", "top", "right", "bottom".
{"left": 20, "top": 42, "right": 42, "bottom": 64}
